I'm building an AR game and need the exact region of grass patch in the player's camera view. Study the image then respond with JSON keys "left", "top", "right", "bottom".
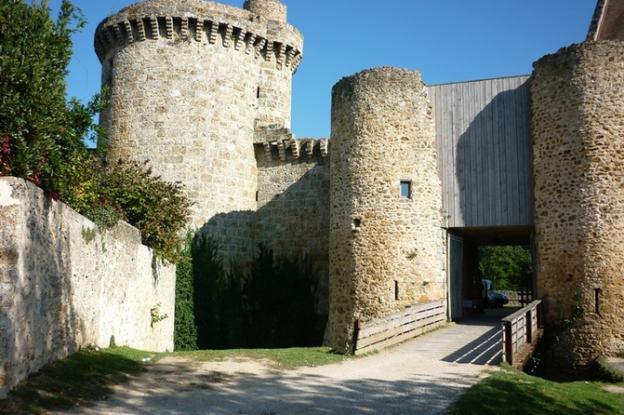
{"left": 0, "top": 347, "right": 152, "bottom": 415}
{"left": 164, "top": 346, "right": 346, "bottom": 369}
{"left": 448, "top": 367, "right": 624, "bottom": 415}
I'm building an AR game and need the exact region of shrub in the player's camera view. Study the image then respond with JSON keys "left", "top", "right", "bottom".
{"left": 91, "top": 161, "right": 191, "bottom": 262}
{"left": 0, "top": 0, "right": 93, "bottom": 193}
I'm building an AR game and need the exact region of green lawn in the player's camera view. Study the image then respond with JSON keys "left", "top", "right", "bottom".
{"left": 164, "top": 346, "right": 345, "bottom": 369}
{"left": 0, "top": 347, "right": 148, "bottom": 414}
{"left": 448, "top": 367, "right": 624, "bottom": 415}
{"left": 0, "top": 346, "right": 344, "bottom": 414}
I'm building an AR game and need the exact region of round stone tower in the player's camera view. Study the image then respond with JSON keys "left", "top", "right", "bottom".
{"left": 327, "top": 67, "right": 446, "bottom": 352}
{"left": 532, "top": 41, "right": 624, "bottom": 372}
{"left": 94, "top": 0, "right": 303, "bottom": 232}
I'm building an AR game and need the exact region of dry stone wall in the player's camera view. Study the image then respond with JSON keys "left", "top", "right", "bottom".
{"left": 327, "top": 68, "right": 446, "bottom": 352}
{"left": 532, "top": 41, "right": 624, "bottom": 370}
{"left": 0, "top": 178, "right": 175, "bottom": 399}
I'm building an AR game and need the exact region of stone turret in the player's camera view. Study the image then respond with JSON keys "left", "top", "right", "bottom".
{"left": 326, "top": 68, "right": 446, "bottom": 352}
{"left": 532, "top": 40, "right": 624, "bottom": 373}
{"left": 244, "top": 0, "right": 287, "bottom": 22}
{"left": 94, "top": 0, "right": 303, "bottom": 242}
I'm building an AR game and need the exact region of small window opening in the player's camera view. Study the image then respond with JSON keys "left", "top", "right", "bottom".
{"left": 256, "top": 86, "right": 261, "bottom": 99}
{"left": 394, "top": 280, "right": 400, "bottom": 301}
{"left": 400, "top": 181, "right": 412, "bottom": 199}
{"left": 352, "top": 217, "right": 362, "bottom": 230}
{"left": 255, "top": 191, "right": 259, "bottom": 202}
{"left": 595, "top": 288, "right": 602, "bottom": 316}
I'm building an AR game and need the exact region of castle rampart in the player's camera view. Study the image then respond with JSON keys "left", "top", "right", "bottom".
{"left": 327, "top": 67, "right": 446, "bottom": 352}
{"left": 532, "top": 41, "right": 624, "bottom": 371}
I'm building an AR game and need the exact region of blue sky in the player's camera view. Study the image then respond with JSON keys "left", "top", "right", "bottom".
{"left": 49, "top": 0, "right": 596, "bottom": 138}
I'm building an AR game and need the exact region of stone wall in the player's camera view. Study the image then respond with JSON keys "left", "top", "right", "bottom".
{"left": 255, "top": 139, "right": 330, "bottom": 313}
{"left": 95, "top": 0, "right": 303, "bottom": 242}
{"left": 327, "top": 67, "right": 446, "bottom": 352}
{"left": 0, "top": 178, "right": 175, "bottom": 398}
{"left": 532, "top": 41, "right": 624, "bottom": 370}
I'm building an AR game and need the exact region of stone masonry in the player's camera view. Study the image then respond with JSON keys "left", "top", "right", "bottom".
{"left": 532, "top": 41, "right": 624, "bottom": 371}
{"left": 89, "top": 0, "right": 624, "bottom": 369}
{"left": 0, "top": 178, "right": 175, "bottom": 399}
{"left": 327, "top": 68, "right": 446, "bottom": 352}
{"left": 96, "top": 0, "right": 303, "bottom": 236}
{"left": 3, "top": 0, "right": 623, "bottom": 403}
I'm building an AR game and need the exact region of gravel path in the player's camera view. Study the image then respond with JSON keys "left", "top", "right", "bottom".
{"left": 58, "top": 316, "right": 503, "bottom": 415}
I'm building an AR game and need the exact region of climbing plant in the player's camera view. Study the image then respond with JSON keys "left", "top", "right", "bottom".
{"left": 174, "top": 231, "right": 324, "bottom": 350}
{"left": 174, "top": 233, "right": 198, "bottom": 350}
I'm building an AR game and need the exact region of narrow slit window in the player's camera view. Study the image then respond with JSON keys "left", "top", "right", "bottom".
{"left": 256, "top": 86, "right": 261, "bottom": 99}
{"left": 394, "top": 280, "right": 400, "bottom": 301}
{"left": 400, "top": 181, "right": 412, "bottom": 199}
{"left": 595, "top": 288, "right": 602, "bottom": 316}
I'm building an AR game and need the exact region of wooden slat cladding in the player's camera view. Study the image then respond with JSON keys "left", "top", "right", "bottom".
{"left": 353, "top": 301, "right": 447, "bottom": 355}
{"left": 428, "top": 76, "right": 533, "bottom": 229}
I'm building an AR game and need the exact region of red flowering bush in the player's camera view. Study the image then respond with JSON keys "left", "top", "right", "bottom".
{"left": 0, "top": 134, "right": 12, "bottom": 175}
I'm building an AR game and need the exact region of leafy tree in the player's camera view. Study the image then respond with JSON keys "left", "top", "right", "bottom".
{"left": 0, "top": 0, "right": 191, "bottom": 262}
{"left": 0, "top": 0, "right": 97, "bottom": 194}
{"left": 478, "top": 245, "right": 533, "bottom": 291}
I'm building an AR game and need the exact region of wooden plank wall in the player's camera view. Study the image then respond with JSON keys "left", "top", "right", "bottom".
{"left": 354, "top": 301, "right": 447, "bottom": 355}
{"left": 427, "top": 76, "right": 533, "bottom": 229}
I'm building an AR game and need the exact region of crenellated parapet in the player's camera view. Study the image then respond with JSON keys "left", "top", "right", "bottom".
{"left": 94, "top": 0, "right": 303, "bottom": 72}
{"left": 254, "top": 124, "right": 329, "bottom": 162}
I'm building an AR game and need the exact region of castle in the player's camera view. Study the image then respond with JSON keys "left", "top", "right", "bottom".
{"left": 94, "top": 0, "right": 624, "bottom": 369}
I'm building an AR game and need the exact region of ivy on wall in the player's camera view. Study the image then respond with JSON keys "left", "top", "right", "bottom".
{"left": 174, "top": 232, "right": 325, "bottom": 350}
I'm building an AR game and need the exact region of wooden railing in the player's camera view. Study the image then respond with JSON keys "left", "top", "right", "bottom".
{"left": 353, "top": 300, "right": 447, "bottom": 355}
{"left": 500, "top": 290, "right": 534, "bottom": 307}
{"left": 502, "top": 300, "right": 543, "bottom": 368}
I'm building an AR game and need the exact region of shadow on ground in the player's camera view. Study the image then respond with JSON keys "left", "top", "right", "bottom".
{"left": 62, "top": 360, "right": 479, "bottom": 415}
{"left": 442, "top": 326, "right": 502, "bottom": 365}
{"left": 442, "top": 308, "right": 517, "bottom": 366}
{"left": 0, "top": 348, "right": 145, "bottom": 415}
